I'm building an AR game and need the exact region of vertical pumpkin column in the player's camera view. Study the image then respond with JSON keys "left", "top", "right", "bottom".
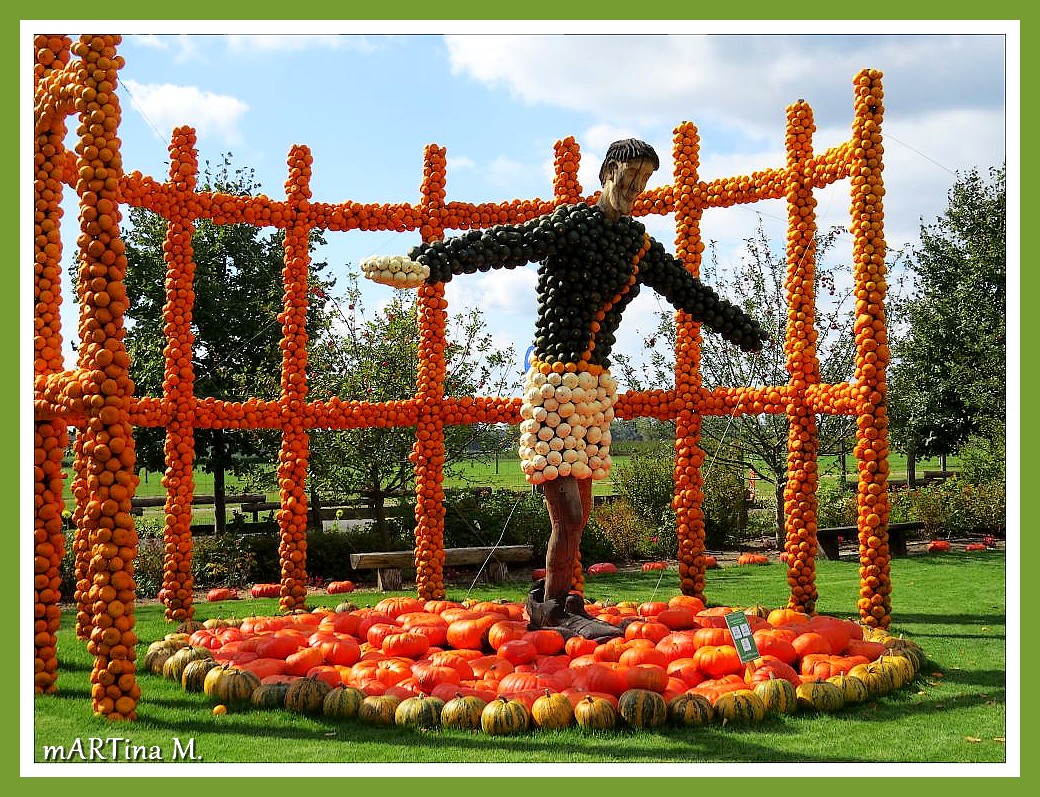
{"left": 551, "top": 136, "right": 587, "bottom": 594}
{"left": 671, "top": 122, "right": 709, "bottom": 600}
{"left": 71, "top": 430, "right": 93, "bottom": 640}
{"left": 159, "top": 127, "right": 199, "bottom": 623}
{"left": 277, "top": 145, "right": 314, "bottom": 612}
{"left": 553, "top": 136, "right": 583, "bottom": 205}
{"left": 72, "top": 34, "right": 142, "bottom": 719}
{"left": 849, "top": 70, "right": 893, "bottom": 629}
{"left": 782, "top": 100, "right": 822, "bottom": 614}
{"left": 32, "top": 34, "right": 74, "bottom": 694}
{"left": 412, "top": 144, "right": 448, "bottom": 600}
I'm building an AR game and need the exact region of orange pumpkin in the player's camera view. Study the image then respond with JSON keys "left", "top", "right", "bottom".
{"left": 692, "top": 644, "right": 743, "bottom": 679}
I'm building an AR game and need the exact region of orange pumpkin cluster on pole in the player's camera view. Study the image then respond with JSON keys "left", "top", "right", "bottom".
{"left": 159, "top": 127, "right": 199, "bottom": 623}
{"left": 781, "top": 101, "right": 822, "bottom": 614}
{"left": 275, "top": 145, "right": 316, "bottom": 612}
{"left": 553, "top": 136, "right": 584, "bottom": 205}
{"left": 671, "top": 122, "right": 709, "bottom": 600}
{"left": 849, "top": 70, "right": 892, "bottom": 628}
{"left": 32, "top": 33, "right": 144, "bottom": 720}
{"left": 32, "top": 35, "right": 894, "bottom": 718}
{"left": 32, "top": 34, "right": 75, "bottom": 695}
{"left": 412, "top": 145, "right": 450, "bottom": 600}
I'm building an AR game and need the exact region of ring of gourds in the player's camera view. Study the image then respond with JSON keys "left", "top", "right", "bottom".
{"left": 151, "top": 594, "right": 926, "bottom": 733}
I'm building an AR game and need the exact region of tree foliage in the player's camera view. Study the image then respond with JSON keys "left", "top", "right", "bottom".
{"left": 303, "top": 276, "right": 519, "bottom": 546}
{"left": 888, "top": 165, "right": 1006, "bottom": 460}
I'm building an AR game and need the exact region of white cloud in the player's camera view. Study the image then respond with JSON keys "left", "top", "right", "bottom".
{"left": 879, "top": 107, "right": 1006, "bottom": 247}
{"left": 485, "top": 156, "right": 528, "bottom": 188}
{"left": 447, "top": 154, "right": 476, "bottom": 171}
{"left": 445, "top": 265, "right": 539, "bottom": 321}
{"left": 133, "top": 34, "right": 168, "bottom": 51}
{"left": 443, "top": 33, "right": 1005, "bottom": 139}
{"left": 122, "top": 80, "right": 249, "bottom": 146}
{"left": 126, "top": 34, "right": 205, "bottom": 65}
{"left": 225, "top": 34, "right": 377, "bottom": 54}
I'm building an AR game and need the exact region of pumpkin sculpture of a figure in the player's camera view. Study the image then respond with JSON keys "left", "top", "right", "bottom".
{"left": 363, "top": 139, "right": 767, "bottom": 641}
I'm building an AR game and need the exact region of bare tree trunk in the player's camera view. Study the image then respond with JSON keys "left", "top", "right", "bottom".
{"left": 213, "top": 429, "right": 226, "bottom": 534}
{"left": 907, "top": 450, "right": 917, "bottom": 488}
{"left": 367, "top": 460, "right": 391, "bottom": 548}
{"left": 774, "top": 479, "right": 785, "bottom": 549}
{"left": 373, "top": 495, "right": 389, "bottom": 549}
{"left": 309, "top": 488, "right": 323, "bottom": 531}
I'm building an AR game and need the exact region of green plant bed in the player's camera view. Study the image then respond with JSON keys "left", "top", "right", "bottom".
{"left": 33, "top": 552, "right": 1007, "bottom": 766}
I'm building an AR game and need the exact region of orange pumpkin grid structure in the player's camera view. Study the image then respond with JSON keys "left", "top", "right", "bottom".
{"left": 33, "top": 34, "right": 892, "bottom": 720}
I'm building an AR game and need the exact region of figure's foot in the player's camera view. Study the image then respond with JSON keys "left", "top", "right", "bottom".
{"left": 526, "top": 580, "right": 625, "bottom": 642}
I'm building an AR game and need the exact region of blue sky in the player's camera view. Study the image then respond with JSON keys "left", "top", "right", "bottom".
{"left": 31, "top": 23, "right": 1014, "bottom": 386}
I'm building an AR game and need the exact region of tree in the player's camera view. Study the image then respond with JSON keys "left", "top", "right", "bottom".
{"left": 614, "top": 219, "right": 867, "bottom": 544}
{"left": 120, "top": 155, "right": 332, "bottom": 530}
{"left": 303, "top": 275, "right": 519, "bottom": 547}
{"left": 888, "top": 165, "right": 1006, "bottom": 477}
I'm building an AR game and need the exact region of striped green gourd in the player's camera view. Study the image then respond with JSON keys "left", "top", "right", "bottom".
{"left": 323, "top": 686, "right": 365, "bottom": 719}
{"left": 480, "top": 697, "right": 531, "bottom": 736}
{"left": 796, "top": 679, "right": 846, "bottom": 713}
{"left": 573, "top": 695, "right": 618, "bottom": 731}
{"left": 359, "top": 695, "right": 401, "bottom": 726}
{"left": 251, "top": 682, "right": 291, "bottom": 710}
{"left": 203, "top": 665, "right": 260, "bottom": 706}
{"left": 713, "top": 689, "right": 767, "bottom": 725}
{"left": 667, "top": 693, "right": 714, "bottom": 727}
{"left": 617, "top": 688, "right": 668, "bottom": 729}
{"left": 284, "top": 676, "right": 333, "bottom": 715}
{"left": 162, "top": 645, "right": 214, "bottom": 682}
{"left": 752, "top": 674, "right": 799, "bottom": 715}
{"left": 827, "top": 673, "right": 870, "bottom": 705}
{"left": 440, "top": 694, "right": 487, "bottom": 730}
{"left": 181, "top": 658, "right": 220, "bottom": 693}
{"left": 395, "top": 695, "right": 445, "bottom": 730}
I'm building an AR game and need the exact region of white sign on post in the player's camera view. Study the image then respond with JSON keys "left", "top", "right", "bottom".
{"left": 725, "top": 611, "right": 761, "bottom": 663}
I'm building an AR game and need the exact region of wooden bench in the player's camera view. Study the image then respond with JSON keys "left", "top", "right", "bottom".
{"left": 349, "top": 545, "right": 535, "bottom": 591}
{"left": 816, "top": 522, "right": 924, "bottom": 560}
{"left": 130, "top": 493, "right": 265, "bottom": 516}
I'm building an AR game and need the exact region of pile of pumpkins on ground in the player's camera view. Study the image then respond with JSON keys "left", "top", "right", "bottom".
{"left": 144, "top": 594, "right": 927, "bottom": 734}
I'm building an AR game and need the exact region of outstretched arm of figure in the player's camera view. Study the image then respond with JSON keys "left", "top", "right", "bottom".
{"left": 638, "top": 238, "right": 770, "bottom": 353}
{"left": 408, "top": 205, "right": 581, "bottom": 284}
{"left": 360, "top": 209, "right": 571, "bottom": 289}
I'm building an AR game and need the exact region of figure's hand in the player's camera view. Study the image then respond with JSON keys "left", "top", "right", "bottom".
{"left": 360, "top": 254, "right": 429, "bottom": 288}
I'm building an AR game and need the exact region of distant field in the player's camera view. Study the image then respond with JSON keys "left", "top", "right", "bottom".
{"left": 68, "top": 449, "right": 962, "bottom": 509}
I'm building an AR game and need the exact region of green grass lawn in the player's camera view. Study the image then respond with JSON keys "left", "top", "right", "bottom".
{"left": 31, "top": 550, "right": 1009, "bottom": 770}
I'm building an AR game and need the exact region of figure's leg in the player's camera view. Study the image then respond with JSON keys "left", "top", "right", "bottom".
{"left": 527, "top": 475, "right": 626, "bottom": 641}
{"left": 542, "top": 475, "right": 585, "bottom": 604}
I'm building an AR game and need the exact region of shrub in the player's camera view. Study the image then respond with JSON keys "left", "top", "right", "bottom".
{"left": 702, "top": 468, "right": 749, "bottom": 549}
{"left": 816, "top": 479, "right": 857, "bottom": 529}
{"left": 441, "top": 489, "right": 552, "bottom": 560}
{"left": 586, "top": 499, "right": 650, "bottom": 562}
{"left": 192, "top": 526, "right": 256, "bottom": 589}
{"left": 921, "top": 477, "right": 1005, "bottom": 537}
{"left": 604, "top": 450, "right": 747, "bottom": 554}
{"left": 610, "top": 448, "right": 676, "bottom": 526}
{"left": 871, "top": 476, "right": 1004, "bottom": 539}
{"left": 958, "top": 430, "right": 1006, "bottom": 484}
{"left": 578, "top": 515, "right": 619, "bottom": 565}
